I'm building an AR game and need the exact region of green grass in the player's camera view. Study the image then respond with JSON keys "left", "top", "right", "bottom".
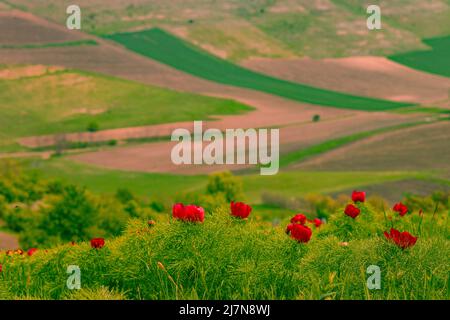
{"left": 0, "top": 67, "right": 251, "bottom": 150}
{"left": 242, "top": 171, "right": 422, "bottom": 203}
{"left": 389, "top": 106, "right": 450, "bottom": 115}
{"left": 105, "top": 28, "right": 412, "bottom": 111}
{"left": 279, "top": 121, "right": 435, "bottom": 168}
{"left": 21, "top": 158, "right": 207, "bottom": 199}
{"left": 1, "top": 207, "right": 448, "bottom": 300}
{"left": 20, "top": 157, "right": 422, "bottom": 204}
{"left": 389, "top": 36, "right": 450, "bottom": 78}
{"left": 0, "top": 39, "right": 98, "bottom": 49}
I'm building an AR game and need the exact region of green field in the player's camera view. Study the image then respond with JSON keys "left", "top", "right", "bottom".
{"left": 389, "top": 36, "right": 450, "bottom": 78}
{"left": 0, "top": 66, "right": 251, "bottom": 150}
{"left": 21, "top": 157, "right": 422, "bottom": 204}
{"left": 105, "top": 28, "right": 413, "bottom": 111}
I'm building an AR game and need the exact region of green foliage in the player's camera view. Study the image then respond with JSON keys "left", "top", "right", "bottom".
{"left": 63, "top": 287, "right": 127, "bottom": 300}
{"left": 206, "top": 171, "right": 244, "bottom": 203}
{"left": 115, "top": 188, "right": 135, "bottom": 204}
{"left": 0, "top": 205, "right": 448, "bottom": 300}
{"left": 41, "top": 185, "right": 98, "bottom": 244}
{"left": 86, "top": 121, "right": 100, "bottom": 133}
{"left": 0, "top": 160, "right": 157, "bottom": 249}
{"left": 105, "top": 28, "right": 412, "bottom": 111}
{"left": 403, "top": 191, "right": 450, "bottom": 213}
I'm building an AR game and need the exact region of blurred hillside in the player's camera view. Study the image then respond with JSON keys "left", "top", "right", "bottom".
{"left": 3, "top": 0, "right": 450, "bottom": 61}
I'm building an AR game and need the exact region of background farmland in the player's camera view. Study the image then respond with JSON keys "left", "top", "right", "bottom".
{"left": 0, "top": 0, "right": 449, "bottom": 300}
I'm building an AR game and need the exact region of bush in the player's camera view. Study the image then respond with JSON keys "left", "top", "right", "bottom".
{"left": 86, "top": 121, "right": 100, "bottom": 132}
{"left": 206, "top": 171, "right": 244, "bottom": 202}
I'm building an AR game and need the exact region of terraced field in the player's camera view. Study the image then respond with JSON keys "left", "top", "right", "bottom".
{"left": 105, "top": 28, "right": 412, "bottom": 111}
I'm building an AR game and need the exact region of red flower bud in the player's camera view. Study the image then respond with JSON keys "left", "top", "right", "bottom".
{"left": 290, "top": 214, "right": 307, "bottom": 225}
{"left": 344, "top": 204, "right": 360, "bottom": 219}
{"left": 27, "top": 248, "right": 38, "bottom": 256}
{"left": 172, "top": 203, "right": 205, "bottom": 223}
{"left": 230, "top": 201, "right": 252, "bottom": 219}
{"left": 351, "top": 190, "right": 366, "bottom": 203}
{"left": 384, "top": 228, "right": 417, "bottom": 249}
{"left": 289, "top": 224, "right": 312, "bottom": 243}
{"left": 90, "top": 238, "right": 105, "bottom": 249}
{"left": 393, "top": 202, "right": 408, "bottom": 217}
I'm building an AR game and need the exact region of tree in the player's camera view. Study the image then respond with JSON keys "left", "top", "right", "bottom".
{"left": 87, "top": 121, "right": 100, "bottom": 132}
{"left": 41, "top": 185, "right": 98, "bottom": 243}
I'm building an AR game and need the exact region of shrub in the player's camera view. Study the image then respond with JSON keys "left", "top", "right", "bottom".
{"left": 206, "top": 171, "right": 244, "bottom": 202}
{"left": 86, "top": 121, "right": 100, "bottom": 132}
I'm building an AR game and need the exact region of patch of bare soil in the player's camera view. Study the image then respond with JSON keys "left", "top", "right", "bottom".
{"left": 242, "top": 56, "right": 450, "bottom": 106}
{"left": 68, "top": 112, "right": 422, "bottom": 175}
{"left": 0, "top": 231, "right": 19, "bottom": 250}
{"left": 0, "top": 65, "right": 64, "bottom": 79}
{"left": 0, "top": 10, "right": 86, "bottom": 45}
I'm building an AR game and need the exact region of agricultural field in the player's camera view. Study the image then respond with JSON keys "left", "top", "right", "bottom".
{"left": 106, "top": 28, "right": 412, "bottom": 111}
{"left": 0, "top": 65, "right": 251, "bottom": 151}
{"left": 5, "top": 0, "right": 450, "bottom": 60}
{"left": 0, "top": 1, "right": 449, "bottom": 303}
{"left": 389, "top": 36, "right": 450, "bottom": 78}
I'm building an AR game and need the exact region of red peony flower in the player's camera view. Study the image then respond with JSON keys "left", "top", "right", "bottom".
{"left": 285, "top": 223, "right": 294, "bottom": 234}
{"left": 90, "top": 238, "right": 105, "bottom": 249}
{"left": 0, "top": 264, "right": 2, "bottom": 273}
{"left": 344, "top": 204, "right": 360, "bottom": 219}
{"left": 352, "top": 190, "right": 366, "bottom": 203}
{"left": 172, "top": 203, "right": 205, "bottom": 223}
{"left": 27, "top": 248, "right": 38, "bottom": 256}
{"left": 230, "top": 201, "right": 252, "bottom": 219}
{"left": 290, "top": 214, "right": 307, "bottom": 225}
{"left": 384, "top": 228, "right": 417, "bottom": 249}
{"left": 313, "top": 218, "right": 322, "bottom": 228}
{"left": 393, "top": 202, "right": 408, "bottom": 217}
{"left": 289, "top": 224, "right": 312, "bottom": 243}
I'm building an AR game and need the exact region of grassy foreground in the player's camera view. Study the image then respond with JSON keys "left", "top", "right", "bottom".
{"left": 0, "top": 205, "right": 448, "bottom": 300}
{"left": 106, "top": 28, "right": 412, "bottom": 111}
